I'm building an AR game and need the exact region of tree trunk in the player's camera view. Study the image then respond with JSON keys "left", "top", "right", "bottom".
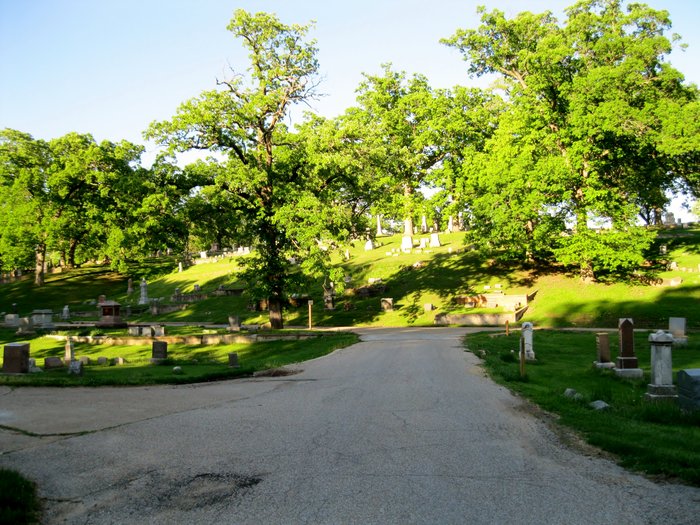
{"left": 68, "top": 239, "right": 78, "bottom": 268}
{"left": 403, "top": 184, "right": 414, "bottom": 236}
{"left": 403, "top": 217, "right": 414, "bottom": 236}
{"left": 268, "top": 296, "right": 284, "bottom": 329}
{"left": 34, "top": 243, "right": 46, "bottom": 286}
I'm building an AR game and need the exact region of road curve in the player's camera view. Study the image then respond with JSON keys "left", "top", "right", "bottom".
{"left": 1, "top": 327, "right": 698, "bottom": 524}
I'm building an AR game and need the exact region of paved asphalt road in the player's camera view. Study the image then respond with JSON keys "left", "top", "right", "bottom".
{"left": 1, "top": 327, "right": 699, "bottom": 524}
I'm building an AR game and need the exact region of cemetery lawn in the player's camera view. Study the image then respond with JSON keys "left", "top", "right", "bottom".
{"left": 2, "top": 227, "right": 698, "bottom": 330}
{"left": 0, "top": 331, "right": 358, "bottom": 386}
{"left": 466, "top": 330, "right": 700, "bottom": 486}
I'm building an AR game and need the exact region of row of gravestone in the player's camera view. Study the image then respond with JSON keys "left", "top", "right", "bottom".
{"left": 592, "top": 317, "right": 698, "bottom": 409}
{"left": 1, "top": 342, "right": 129, "bottom": 376}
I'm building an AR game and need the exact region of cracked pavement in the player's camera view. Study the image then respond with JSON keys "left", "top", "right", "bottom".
{"left": 1, "top": 327, "right": 699, "bottom": 524}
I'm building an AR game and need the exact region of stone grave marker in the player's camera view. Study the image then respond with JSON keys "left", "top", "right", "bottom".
{"left": 401, "top": 236, "right": 413, "bottom": 252}
{"left": 228, "top": 352, "right": 240, "bottom": 368}
{"left": 97, "top": 357, "right": 109, "bottom": 365}
{"left": 424, "top": 303, "right": 434, "bottom": 312}
{"left": 3, "top": 343, "right": 29, "bottom": 373}
{"left": 61, "top": 305, "right": 70, "bottom": 320}
{"left": 429, "top": 233, "right": 441, "bottom": 248}
{"left": 178, "top": 262, "right": 183, "bottom": 273}
{"left": 521, "top": 322, "right": 535, "bottom": 360}
{"left": 668, "top": 317, "right": 687, "bottom": 345}
{"left": 151, "top": 341, "right": 168, "bottom": 364}
{"left": 79, "top": 356, "right": 91, "bottom": 365}
{"left": 67, "top": 360, "right": 83, "bottom": 376}
{"left": 16, "top": 317, "right": 35, "bottom": 335}
{"left": 138, "top": 278, "right": 149, "bottom": 305}
{"left": 27, "top": 358, "right": 43, "bottom": 373}
{"left": 324, "top": 291, "right": 335, "bottom": 310}
{"left": 113, "top": 357, "right": 126, "bottom": 365}
{"left": 4, "top": 314, "right": 20, "bottom": 328}
{"left": 381, "top": 298, "right": 394, "bottom": 311}
{"left": 419, "top": 237, "right": 429, "bottom": 249}
{"left": 677, "top": 369, "right": 700, "bottom": 412}
{"left": 364, "top": 239, "right": 374, "bottom": 251}
{"left": 594, "top": 332, "right": 614, "bottom": 369}
{"left": 615, "top": 318, "right": 643, "bottom": 378}
{"left": 31, "top": 309, "right": 54, "bottom": 328}
{"left": 128, "top": 326, "right": 140, "bottom": 336}
{"left": 64, "top": 338, "right": 75, "bottom": 364}
{"left": 44, "top": 357, "right": 64, "bottom": 369}
{"left": 645, "top": 330, "right": 677, "bottom": 401}
{"left": 152, "top": 325, "right": 165, "bottom": 337}
{"left": 228, "top": 315, "right": 241, "bottom": 332}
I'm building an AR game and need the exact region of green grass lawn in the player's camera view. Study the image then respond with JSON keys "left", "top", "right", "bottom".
{"left": 465, "top": 329, "right": 700, "bottom": 485}
{"left": 0, "top": 227, "right": 698, "bottom": 328}
{"left": 0, "top": 330, "right": 358, "bottom": 386}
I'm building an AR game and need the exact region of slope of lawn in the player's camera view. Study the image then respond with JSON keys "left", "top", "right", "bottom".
{"left": 0, "top": 226, "right": 698, "bottom": 329}
{"left": 465, "top": 329, "right": 700, "bottom": 486}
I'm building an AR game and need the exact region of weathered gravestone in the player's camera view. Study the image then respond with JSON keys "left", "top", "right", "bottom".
{"left": 152, "top": 325, "right": 165, "bottom": 337}
{"left": 429, "top": 233, "right": 441, "bottom": 248}
{"left": 615, "top": 318, "right": 643, "bottom": 378}
{"left": 364, "top": 239, "right": 374, "bottom": 251}
{"left": 381, "top": 298, "right": 394, "bottom": 311}
{"left": 401, "top": 236, "right": 413, "bottom": 252}
{"left": 228, "top": 352, "right": 240, "bottom": 368}
{"left": 151, "top": 341, "right": 168, "bottom": 364}
{"left": 4, "top": 314, "right": 19, "bottom": 328}
{"left": 16, "top": 317, "right": 35, "bottom": 335}
{"left": 67, "top": 360, "right": 83, "bottom": 376}
{"left": 324, "top": 291, "right": 335, "bottom": 310}
{"left": 419, "top": 237, "right": 429, "bottom": 249}
{"left": 668, "top": 317, "right": 688, "bottom": 346}
{"left": 138, "top": 278, "right": 149, "bottom": 305}
{"left": 64, "top": 338, "right": 75, "bottom": 364}
{"left": 61, "top": 305, "right": 70, "bottom": 320}
{"left": 594, "top": 332, "right": 614, "bottom": 369}
{"left": 30, "top": 309, "right": 54, "bottom": 328}
{"left": 3, "top": 343, "right": 29, "bottom": 374}
{"left": 228, "top": 315, "right": 241, "bottom": 332}
{"left": 44, "top": 357, "right": 64, "bottom": 369}
{"left": 677, "top": 369, "right": 700, "bottom": 412}
{"left": 521, "top": 322, "right": 535, "bottom": 360}
{"left": 645, "top": 330, "right": 677, "bottom": 401}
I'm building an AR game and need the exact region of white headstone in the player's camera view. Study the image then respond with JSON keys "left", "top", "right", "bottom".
{"left": 521, "top": 322, "right": 535, "bottom": 360}
{"left": 669, "top": 317, "right": 687, "bottom": 345}
{"left": 178, "top": 262, "right": 183, "bottom": 273}
{"left": 138, "top": 278, "right": 149, "bottom": 305}
{"left": 429, "top": 233, "right": 441, "bottom": 248}
{"left": 401, "top": 236, "right": 413, "bottom": 252}
{"left": 646, "top": 330, "right": 677, "bottom": 400}
{"left": 61, "top": 305, "right": 70, "bottom": 320}
{"left": 364, "top": 239, "right": 374, "bottom": 251}
{"left": 419, "top": 237, "right": 429, "bottom": 249}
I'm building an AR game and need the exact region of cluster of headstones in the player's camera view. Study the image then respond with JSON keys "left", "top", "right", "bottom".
{"left": 593, "top": 317, "right": 697, "bottom": 409}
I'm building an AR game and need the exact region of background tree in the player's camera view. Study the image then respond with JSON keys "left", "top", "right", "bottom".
{"left": 443, "top": 0, "right": 699, "bottom": 280}
{"left": 147, "top": 10, "right": 361, "bottom": 328}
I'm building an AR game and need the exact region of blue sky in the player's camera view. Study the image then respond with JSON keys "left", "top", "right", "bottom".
{"left": 1, "top": 0, "right": 698, "bottom": 214}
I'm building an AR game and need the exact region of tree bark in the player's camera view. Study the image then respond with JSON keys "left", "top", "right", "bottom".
{"left": 68, "top": 239, "right": 79, "bottom": 268}
{"left": 268, "top": 296, "right": 284, "bottom": 329}
{"left": 34, "top": 243, "right": 46, "bottom": 286}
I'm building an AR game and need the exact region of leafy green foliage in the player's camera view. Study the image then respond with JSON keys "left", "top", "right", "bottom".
{"left": 0, "top": 468, "right": 40, "bottom": 524}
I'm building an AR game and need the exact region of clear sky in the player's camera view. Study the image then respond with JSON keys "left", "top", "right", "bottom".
{"left": 1, "top": 0, "right": 698, "bottom": 214}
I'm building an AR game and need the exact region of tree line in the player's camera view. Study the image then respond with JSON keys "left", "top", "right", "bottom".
{"left": 1, "top": 0, "right": 698, "bottom": 327}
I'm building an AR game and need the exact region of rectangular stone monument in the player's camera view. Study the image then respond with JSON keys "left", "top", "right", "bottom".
{"left": 615, "top": 318, "right": 643, "bottom": 378}
{"left": 31, "top": 309, "right": 54, "bottom": 328}
{"left": 128, "top": 326, "right": 140, "bottom": 336}
{"left": 152, "top": 325, "right": 165, "bottom": 337}
{"left": 3, "top": 343, "right": 29, "bottom": 373}
{"left": 4, "top": 314, "right": 20, "bottom": 328}
{"left": 67, "top": 360, "right": 83, "bottom": 376}
{"left": 151, "top": 341, "right": 168, "bottom": 363}
{"left": 44, "top": 357, "right": 64, "bottom": 369}
{"left": 668, "top": 317, "right": 687, "bottom": 346}
{"left": 228, "top": 352, "right": 240, "bottom": 368}
{"left": 381, "top": 298, "right": 394, "bottom": 311}
{"left": 677, "top": 369, "right": 700, "bottom": 412}
{"left": 645, "top": 330, "right": 677, "bottom": 401}
{"left": 228, "top": 315, "right": 241, "bottom": 332}
{"left": 594, "top": 332, "right": 614, "bottom": 369}
{"left": 401, "top": 236, "right": 413, "bottom": 252}
{"left": 429, "top": 233, "right": 441, "bottom": 248}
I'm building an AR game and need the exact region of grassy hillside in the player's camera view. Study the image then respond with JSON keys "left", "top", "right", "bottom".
{"left": 0, "top": 227, "right": 698, "bottom": 329}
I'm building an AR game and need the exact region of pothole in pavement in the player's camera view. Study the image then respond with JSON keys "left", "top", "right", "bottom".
{"left": 158, "top": 472, "right": 263, "bottom": 510}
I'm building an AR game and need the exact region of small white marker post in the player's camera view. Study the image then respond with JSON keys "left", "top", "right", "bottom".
{"left": 308, "top": 300, "right": 313, "bottom": 330}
